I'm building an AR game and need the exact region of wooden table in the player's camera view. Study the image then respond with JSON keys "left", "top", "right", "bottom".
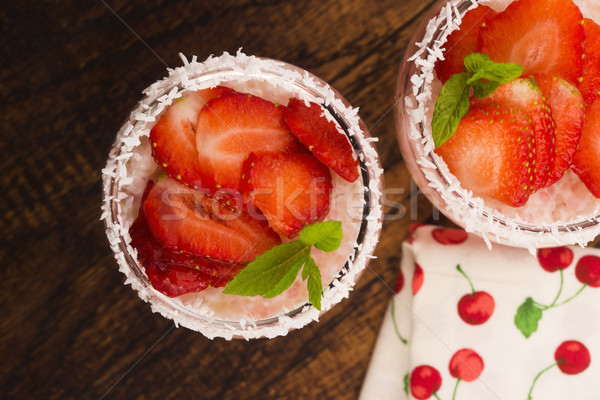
{"left": 3, "top": 1, "right": 453, "bottom": 398}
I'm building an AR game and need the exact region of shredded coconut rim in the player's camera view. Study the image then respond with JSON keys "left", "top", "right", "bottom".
{"left": 101, "top": 50, "right": 383, "bottom": 340}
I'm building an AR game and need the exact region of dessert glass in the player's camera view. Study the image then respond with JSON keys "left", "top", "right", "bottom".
{"left": 395, "top": 0, "right": 600, "bottom": 250}
{"left": 102, "top": 51, "right": 383, "bottom": 340}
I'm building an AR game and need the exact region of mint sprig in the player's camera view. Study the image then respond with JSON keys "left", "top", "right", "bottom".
{"left": 432, "top": 53, "right": 524, "bottom": 148}
{"left": 223, "top": 221, "right": 343, "bottom": 311}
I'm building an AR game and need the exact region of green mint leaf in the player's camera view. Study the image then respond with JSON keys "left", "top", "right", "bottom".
{"left": 432, "top": 72, "right": 470, "bottom": 148}
{"left": 224, "top": 220, "right": 344, "bottom": 311}
{"left": 514, "top": 297, "right": 543, "bottom": 338}
{"left": 299, "top": 221, "right": 343, "bottom": 252}
{"left": 303, "top": 257, "right": 323, "bottom": 310}
{"left": 464, "top": 53, "right": 491, "bottom": 75}
{"left": 264, "top": 257, "right": 307, "bottom": 298}
{"left": 466, "top": 60, "right": 524, "bottom": 86}
{"left": 223, "top": 241, "right": 311, "bottom": 296}
{"left": 472, "top": 80, "right": 501, "bottom": 98}
{"left": 302, "top": 261, "right": 310, "bottom": 281}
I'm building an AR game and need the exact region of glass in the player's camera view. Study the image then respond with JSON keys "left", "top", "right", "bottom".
{"left": 395, "top": 0, "right": 600, "bottom": 250}
{"left": 102, "top": 52, "right": 383, "bottom": 340}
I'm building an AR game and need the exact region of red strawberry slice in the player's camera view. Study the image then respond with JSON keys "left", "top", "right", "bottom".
{"left": 150, "top": 86, "right": 233, "bottom": 189}
{"left": 129, "top": 207, "right": 245, "bottom": 297}
{"left": 472, "top": 78, "right": 555, "bottom": 192}
{"left": 533, "top": 73, "right": 584, "bottom": 187}
{"left": 128, "top": 180, "right": 246, "bottom": 297}
{"left": 143, "top": 176, "right": 281, "bottom": 263}
{"left": 284, "top": 98, "right": 359, "bottom": 182}
{"left": 573, "top": 98, "right": 600, "bottom": 198}
{"left": 434, "top": 5, "right": 497, "bottom": 83}
{"left": 580, "top": 18, "right": 600, "bottom": 107}
{"left": 479, "top": 0, "right": 585, "bottom": 86}
{"left": 241, "top": 152, "right": 333, "bottom": 238}
{"left": 435, "top": 103, "right": 536, "bottom": 207}
{"left": 195, "top": 92, "right": 301, "bottom": 192}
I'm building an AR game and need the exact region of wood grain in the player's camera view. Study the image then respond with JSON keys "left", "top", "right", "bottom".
{"left": 2, "top": 1, "right": 454, "bottom": 399}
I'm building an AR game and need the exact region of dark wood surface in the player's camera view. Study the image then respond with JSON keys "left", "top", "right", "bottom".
{"left": 2, "top": 1, "right": 452, "bottom": 399}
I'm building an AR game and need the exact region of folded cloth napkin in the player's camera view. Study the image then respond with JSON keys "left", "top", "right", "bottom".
{"left": 360, "top": 225, "right": 600, "bottom": 400}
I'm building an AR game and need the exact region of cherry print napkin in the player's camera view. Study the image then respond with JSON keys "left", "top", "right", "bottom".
{"left": 360, "top": 225, "right": 600, "bottom": 400}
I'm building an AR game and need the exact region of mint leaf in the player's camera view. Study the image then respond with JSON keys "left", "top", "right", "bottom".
{"left": 464, "top": 53, "right": 491, "bottom": 74}
{"left": 303, "top": 257, "right": 323, "bottom": 310}
{"left": 224, "top": 220, "right": 343, "bottom": 311}
{"left": 472, "top": 80, "right": 500, "bottom": 98}
{"left": 432, "top": 52, "right": 524, "bottom": 148}
{"left": 223, "top": 241, "right": 310, "bottom": 296}
{"left": 299, "top": 220, "right": 343, "bottom": 252}
{"left": 514, "top": 297, "right": 543, "bottom": 338}
{"left": 264, "top": 257, "right": 308, "bottom": 298}
{"left": 466, "top": 60, "right": 524, "bottom": 85}
{"left": 432, "top": 72, "right": 470, "bottom": 148}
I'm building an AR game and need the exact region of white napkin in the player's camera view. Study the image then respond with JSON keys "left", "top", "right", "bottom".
{"left": 360, "top": 225, "right": 600, "bottom": 400}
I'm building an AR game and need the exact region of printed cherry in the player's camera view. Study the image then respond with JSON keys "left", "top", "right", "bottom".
{"left": 555, "top": 340, "right": 591, "bottom": 375}
{"left": 408, "top": 223, "right": 425, "bottom": 244}
{"left": 456, "top": 265, "right": 494, "bottom": 325}
{"left": 527, "top": 340, "right": 590, "bottom": 399}
{"left": 449, "top": 349, "right": 484, "bottom": 382}
{"left": 394, "top": 269, "right": 404, "bottom": 294}
{"left": 410, "top": 365, "right": 442, "bottom": 400}
{"left": 413, "top": 263, "right": 424, "bottom": 295}
{"left": 575, "top": 255, "right": 600, "bottom": 287}
{"left": 431, "top": 228, "right": 468, "bottom": 245}
{"left": 449, "top": 349, "right": 484, "bottom": 399}
{"left": 536, "top": 247, "right": 574, "bottom": 273}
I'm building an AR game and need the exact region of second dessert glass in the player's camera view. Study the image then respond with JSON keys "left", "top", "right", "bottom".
{"left": 395, "top": 0, "right": 600, "bottom": 250}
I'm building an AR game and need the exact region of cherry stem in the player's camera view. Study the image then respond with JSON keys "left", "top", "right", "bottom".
{"left": 553, "top": 283, "right": 587, "bottom": 307}
{"left": 535, "top": 283, "right": 588, "bottom": 310}
{"left": 527, "top": 362, "right": 557, "bottom": 400}
{"left": 547, "top": 269, "right": 564, "bottom": 308}
{"left": 452, "top": 378, "right": 461, "bottom": 400}
{"left": 456, "top": 264, "right": 475, "bottom": 295}
{"left": 433, "top": 392, "right": 442, "bottom": 400}
{"left": 390, "top": 298, "right": 408, "bottom": 345}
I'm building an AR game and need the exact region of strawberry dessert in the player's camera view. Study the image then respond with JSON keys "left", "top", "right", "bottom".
{"left": 102, "top": 51, "right": 382, "bottom": 339}
{"left": 397, "top": 0, "right": 600, "bottom": 249}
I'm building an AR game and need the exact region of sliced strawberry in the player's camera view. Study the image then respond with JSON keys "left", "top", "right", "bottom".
{"left": 143, "top": 177, "right": 281, "bottom": 263}
{"left": 284, "top": 98, "right": 359, "bottom": 182}
{"left": 434, "top": 5, "right": 497, "bottom": 83}
{"left": 241, "top": 152, "right": 332, "bottom": 238}
{"left": 129, "top": 209, "right": 245, "bottom": 297}
{"left": 128, "top": 180, "right": 247, "bottom": 297}
{"left": 130, "top": 214, "right": 212, "bottom": 297}
{"left": 479, "top": 0, "right": 585, "bottom": 86}
{"left": 572, "top": 98, "right": 600, "bottom": 198}
{"left": 195, "top": 92, "right": 301, "bottom": 192}
{"left": 435, "top": 103, "right": 536, "bottom": 207}
{"left": 472, "top": 78, "right": 555, "bottom": 192}
{"left": 145, "top": 264, "right": 213, "bottom": 298}
{"left": 533, "top": 73, "right": 584, "bottom": 186}
{"left": 150, "top": 86, "right": 233, "bottom": 189}
{"left": 580, "top": 18, "right": 600, "bottom": 107}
